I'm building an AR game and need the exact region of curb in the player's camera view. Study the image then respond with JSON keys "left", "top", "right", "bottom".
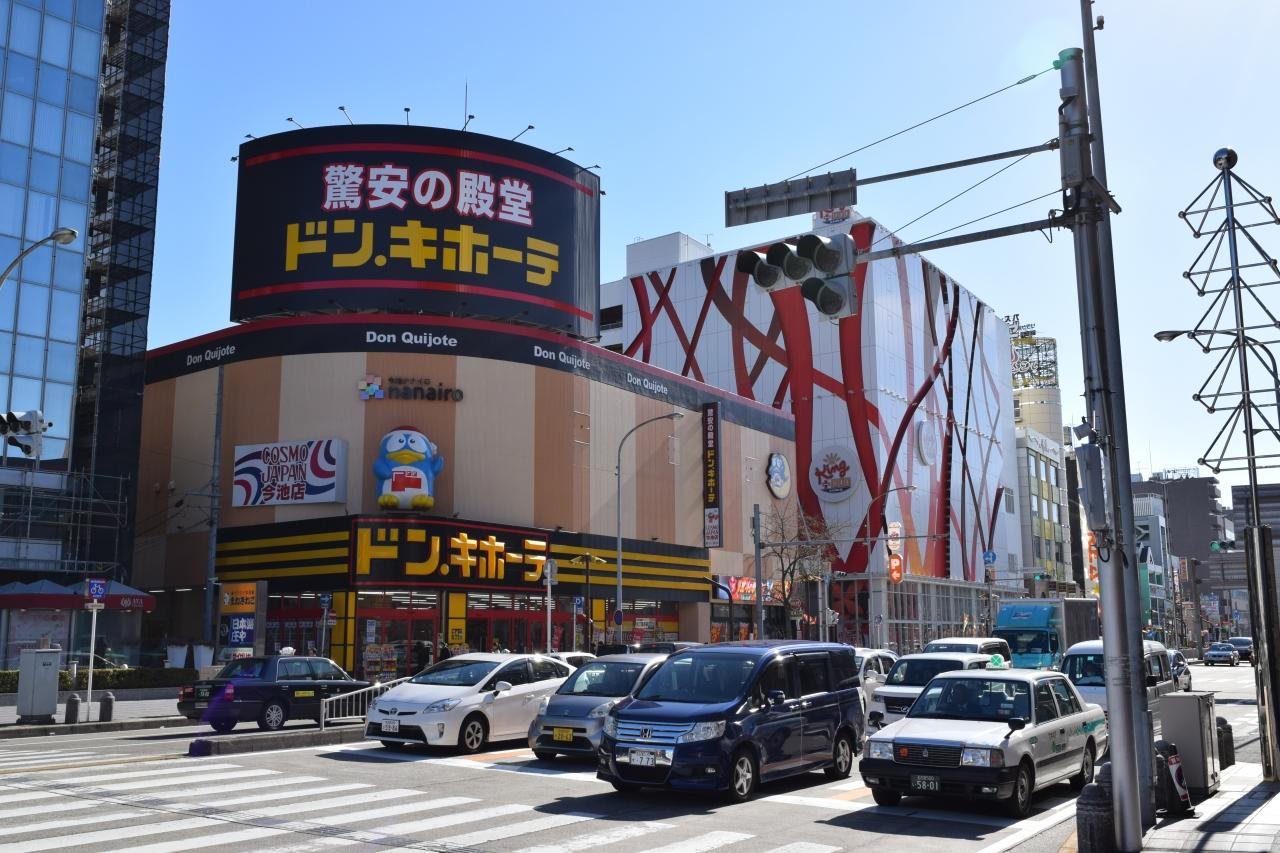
{"left": 0, "top": 715, "right": 190, "bottom": 739}
{"left": 188, "top": 724, "right": 370, "bottom": 756}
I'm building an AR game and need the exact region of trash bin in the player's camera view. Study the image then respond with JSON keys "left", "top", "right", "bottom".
{"left": 16, "top": 648, "right": 60, "bottom": 725}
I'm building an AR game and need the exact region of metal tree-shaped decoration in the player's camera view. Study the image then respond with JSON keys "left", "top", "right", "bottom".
{"left": 1175, "top": 148, "right": 1280, "bottom": 475}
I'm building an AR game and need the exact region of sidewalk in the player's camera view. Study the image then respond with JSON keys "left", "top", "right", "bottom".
{"left": 1145, "top": 761, "right": 1280, "bottom": 852}
{"left": 0, "top": 697, "right": 178, "bottom": 726}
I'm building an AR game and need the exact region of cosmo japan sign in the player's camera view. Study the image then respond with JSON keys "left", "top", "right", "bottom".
{"left": 231, "top": 125, "right": 601, "bottom": 339}
{"left": 232, "top": 439, "right": 347, "bottom": 507}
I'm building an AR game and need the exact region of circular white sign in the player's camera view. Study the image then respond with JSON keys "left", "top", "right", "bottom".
{"left": 766, "top": 453, "right": 792, "bottom": 500}
{"left": 809, "top": 446, "right": 857, "bottom": 502}
{"left": 915, "top": 421, "right": 939, "bottom": 466}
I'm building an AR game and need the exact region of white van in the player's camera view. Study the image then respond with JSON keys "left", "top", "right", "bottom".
{"left": 1060, "top": 639, "right": 1176, "bottom": 717}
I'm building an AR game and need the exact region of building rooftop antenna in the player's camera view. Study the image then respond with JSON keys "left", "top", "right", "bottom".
{"left": 286, "top": 117, "right": 304, "bottom": 129}
{"left": 338, "top": 105, "right": 354, "bottom": 125}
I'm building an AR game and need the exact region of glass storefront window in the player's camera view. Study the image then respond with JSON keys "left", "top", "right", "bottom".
{"left": 6, "top": 51, "right": 35, "bottom": 95}
{"left": 0, "top": 142, "right": 23, "bottom": 184}
{"left": 12, "top": 332, "right": 41, "bottom": 377}
{"left": 16, "top": 283, "right": 47, "bottom": 336}
{"left": 8, "top": 5, "right": 39, "bottom": 58}
{"left": 36, "top": 62, "right": 65, "bottom": 105}
{"left": 70, "top": 25, "right": 96, "bottom": 76}
{"left": 38, "top": 15, "right": 68, "bottom": 67}
{"left": 31, "top": 102, "right": 60, "bottom": 154}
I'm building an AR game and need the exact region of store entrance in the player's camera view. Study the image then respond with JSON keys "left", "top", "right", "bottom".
{"left": 466, "top": 612, "right": 544, "bottom": 654}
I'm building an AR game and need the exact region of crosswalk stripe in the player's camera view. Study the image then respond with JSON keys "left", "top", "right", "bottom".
{"left": 268, "top": 799, "right": 430, "bottom": 830}
{"left": 0, "top": 754, "right": 119, "bottom": 769}
{"left": 92, "top": 768, "right": 279, "bottom": 791}
{"left": 181, "top": 782, "right": 371, "bottom": 809}
{"left": 129, "top": 796, "right": 476, "bottom": 853}
{"left": 0, "top": 809, "right": 144, "bottom": 837}
{"left": 0, "top": 790, "right": 59, "bottom": 805}
{"left": 763, "top": 844, "right": 843, "bottom": 853}
{"left": 645, "top": 831, "right": 756, "bottom": 853}
{"left": 246, "top": 788, "right": 421, "bottom": 818}
{"left": 0, "top": 797, "right": 100, "bottom": 820}
{"left": 151, "top": 775, "right": 332, "bottom": 800}
{"left": 0, "top": 751, "right": 102, "bottom": 762}
{"left": 516, "top": 820, "right": 675, "bottom": 853}
{"left": 0, "top": 815, "right": 219, "bottom": 852}
{"left": 56, "top": 762, "right": 244, "bottom": 784}
{"left": 358, "top": 802, "right": 532, "bottom": 837}
{"left": 435, "top": 811, "right": 600, "bottom": 847}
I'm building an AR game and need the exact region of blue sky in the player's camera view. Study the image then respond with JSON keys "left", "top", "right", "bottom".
{"left": 151, "top": 1, "right": 1280, "bottom": 498}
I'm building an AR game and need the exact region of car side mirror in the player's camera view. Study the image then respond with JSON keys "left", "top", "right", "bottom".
{"left": 868, "top": 710, "right": 884, "bottom": 728}
{"left": 494, "top": 680, "right": 513, "bottom": 693}
{"left": 1145, "top": 675, "right": 1160, "bottom": 687}
{"left": 766, "top": 689, "right": 786, "bottom": 707}
{"left": 1007, "top": 717, "right": 1027, "bottom": 733}
{"left": 849, "top": 677, "right": 861, "bottom": 689}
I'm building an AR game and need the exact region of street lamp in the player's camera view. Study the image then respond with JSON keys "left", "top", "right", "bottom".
{"left": 1155, "top": 329, "right": 1280, "bottom": 417}
{"left": 615, "top": 411, "right": 683, "bottom": 645}
{"left": 568, "top": 553, "right": 607, "bottom": 651}
{"left": 0, "top": 227, "right": 77, "bottom": 290}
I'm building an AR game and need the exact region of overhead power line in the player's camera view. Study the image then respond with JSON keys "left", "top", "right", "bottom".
{"left": 784, "top": 65, "right": 1056, "bottom": 182}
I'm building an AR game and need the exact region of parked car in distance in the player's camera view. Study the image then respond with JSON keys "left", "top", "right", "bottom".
{"left": 1167, "top": 650, "right": 1193, "bottom": 691}
{"left": 552, "top": 651, "right": 596, "bottom": 670}
{"left": 365, "top": 653, "right": 571, "bottom": 752}
{"left": 850, "top": 647, "right": 899, "bottom": 719}
{"left": 599, "top": 641, "right": 865, "bottom": 801}
{"left": 1060, "top": 639, "right": 1178, "bottom": 719}
{"left": 1227, "top": 636, "right": 1254, "bottom": 664}
{"left": 637, "top": 641, "right": 702, "bottom": 654}
{"left": 868, "top": 653, "right": 994, "bottom": 726}
{"left": 1204, "top": 642, "right": 1240, "bottom": 666}
{"left": 529, "top": 653, "right": 666, "bottom": 760}
{"left": 923, "top": 637, "right": 1013, "bottom": 664}
{"left": 861, "top": 667, "right": 1107, "bottom": 817}
{"left": 178, "top": 655, "right": 369, "bottom": 732}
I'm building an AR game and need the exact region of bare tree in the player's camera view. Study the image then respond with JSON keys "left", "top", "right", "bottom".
{"left": 758, "top": 501, "right": 850, "bottom": 639}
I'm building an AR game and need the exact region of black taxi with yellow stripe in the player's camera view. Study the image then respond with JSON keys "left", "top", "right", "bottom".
{"left": 178, "top": 655, "right": 370, "bottom": 732}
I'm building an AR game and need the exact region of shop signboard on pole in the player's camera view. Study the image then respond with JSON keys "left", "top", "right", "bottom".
{"left": 702, "top": 403, "right": 722, "bottom": 548}
{"left": 83, "top": 579, "right": 107, "bottom": 723}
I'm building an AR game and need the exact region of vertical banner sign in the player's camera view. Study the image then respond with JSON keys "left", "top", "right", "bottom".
{"left": 218, "top": 582, "right": 258, "bottom": 649}
{"left": 702, "top": 403, "right": 722, "bottom": 548}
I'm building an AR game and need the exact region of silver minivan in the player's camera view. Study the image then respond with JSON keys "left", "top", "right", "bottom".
{"left": 1060, "top": 639, "right": 1176, "bottom": 717}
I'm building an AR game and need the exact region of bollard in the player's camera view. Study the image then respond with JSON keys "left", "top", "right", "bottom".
{"left": 1076, "top": 781, "right": 1115, "bottom": 853}
{"left": 99, "top": 692, "right": 115, "bottom": 723}
{"left": 63, "top": 693, "right": 81, "bottom": 725}
{"left": 1216, "top": 717, "right": 1235, "bottom": 769}
{"left": 1153, "top": 752, "right": 1170, "bottom": 812}
{"left": 1095, "top": 760, "right": 1113, "bottom": 799}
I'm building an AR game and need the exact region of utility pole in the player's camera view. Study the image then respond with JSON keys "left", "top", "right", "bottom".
{"left": 203, "top": 365, "right": 224, "bottom": 649}
{"left": 1077, "top": 2, "right": 1156, "bottom": 830}
{"left": 1058, "top": 44, "right": 1145, "bottom": 849}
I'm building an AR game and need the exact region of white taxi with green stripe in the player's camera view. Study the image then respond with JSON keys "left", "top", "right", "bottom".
{"left": 860, "top": 661, "right": 1108, "bottom": 817}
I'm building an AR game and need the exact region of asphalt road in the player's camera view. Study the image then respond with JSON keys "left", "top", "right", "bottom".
{"left": 0, "top": 661, "right": 1259, "bottom": 853}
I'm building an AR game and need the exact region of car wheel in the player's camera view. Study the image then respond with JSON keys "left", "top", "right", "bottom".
{"left": 210, "top": 718, "right": 236, "bottom": 733}
{"left": 610, "top": 780, "right": 641, "bottom": 793}
{"left": 824, "top": 731, "right": 855, "bottom": 779}
{"left": 1232, "top": 660, "right": 1238, "bottom": 666}
{"left": 1070, "top": 744, "right": 1096, "bottom": 791}
{"left": 872, "top": 787, "right": 901, "bottom": 807}
{"left": 533, "top": 749, "right": 557, "bottom": 761}
{"left": 458, "top": 714, "right": 488, "bottom": 754}
{"left": 1006, "top": 762, "right": 1034, "bottom": 818}
{"left": 724, "top": 749, "right": 758, "bottom": 802}
{"left": 257, "top": 700, "right": 287, "bottom": 731}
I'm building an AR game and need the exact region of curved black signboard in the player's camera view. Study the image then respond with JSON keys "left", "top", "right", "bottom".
{"left": 232, "top": 125, "right": 601, "bottom": 339}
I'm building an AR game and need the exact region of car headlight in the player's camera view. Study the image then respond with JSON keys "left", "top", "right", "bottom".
{"left": 603, "top": 715, "right": 619, "bottom": 737}
{"left": 588, "top": 701, "right": 615, "bottom": 719}
{"left": 869, "top": 740, "right": 894, "bottom": 761}
{"left": 537, "top": 696, "right": 551, "bottom": 715}
{"left": 423, "top": 698, "right": 461, "bottom": 713}
{"left": 676, "top": 720, "right": 727, "bottom": 743}
{"left": 961, "top": 748, "right": 1004, "bottom": 768}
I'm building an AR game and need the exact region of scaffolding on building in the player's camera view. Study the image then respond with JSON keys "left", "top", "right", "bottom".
{"left": 1004, "top": 313, "right": 1060, "bottom": 389}
{"left": 0, "top": 469, "right": 129, "bottom": 578}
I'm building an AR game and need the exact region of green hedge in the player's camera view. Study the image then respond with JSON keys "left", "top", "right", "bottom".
{"left": 0, "top": 668, "right": 197, "bottom": 694}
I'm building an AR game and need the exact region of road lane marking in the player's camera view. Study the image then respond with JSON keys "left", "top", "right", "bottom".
{"left": 175, "top": 782, "right": 370, "bottom": 808}
{"left": 828, "top": 786, "right": 870, "bottom": 800}
{"left": 645, "top": 831, "right": 756, "bottom": 853}
{"left": 435, "top": 811, "right": 601, "bottom": 846}
{"left": 0, "top": 815, "right": 221, "bottom": 852}
{"left": 763, "top": 844, "right": 843, "bottom": 853}
{"left": 124, "top": 826, "right": 289, "bottom": 853}
{"left": 0, "top": 809, "right": 145, "bottom": 837}
{"left": 90, "top": 768, "right": 278, "bottom": 791}
{"left": 41, "top": 760, "right": 242, "bottom": 782}
{"left": 973, "top": 796, "right": 1079, "bottom": 853}
{"left": 146, "top": 774, "right": 331, "bottom": 800}
{"left": 516, "top": 820, "right": 675, "bottom": 853}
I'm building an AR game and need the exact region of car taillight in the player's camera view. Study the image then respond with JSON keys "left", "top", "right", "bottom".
{"left": 223, "top": 684, "right": 235, "bottom": 701}
{"left": 179, "top": 686, "right": 192, "bottom": 699}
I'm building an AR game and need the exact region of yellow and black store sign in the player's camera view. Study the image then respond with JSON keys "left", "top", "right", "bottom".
{"left": 216, "top": 515, "right": 710, "bottom": 601}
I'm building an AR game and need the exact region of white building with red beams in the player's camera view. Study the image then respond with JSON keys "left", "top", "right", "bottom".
{"left": 600, "top": 211, "right": 1025, "bottom": 650}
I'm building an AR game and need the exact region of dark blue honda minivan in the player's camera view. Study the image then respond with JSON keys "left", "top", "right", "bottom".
{"left": 597, "top": 641, "right": 865, "bottom": 801}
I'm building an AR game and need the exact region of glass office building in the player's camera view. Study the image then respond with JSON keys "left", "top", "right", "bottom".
{"left": 0, "top": 0, "right": 104, "bottom": 465}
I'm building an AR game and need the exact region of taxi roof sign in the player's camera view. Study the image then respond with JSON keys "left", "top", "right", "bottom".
{"left": 988, "top": 653, "right": 1009, "bottom": 669}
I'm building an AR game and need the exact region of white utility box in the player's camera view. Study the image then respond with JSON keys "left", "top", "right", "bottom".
{"left": 16, "top": 648, "right": 60, "bottom": 724}
{"left": 1160, "top": 691, "right": 1220, "bottom": 796}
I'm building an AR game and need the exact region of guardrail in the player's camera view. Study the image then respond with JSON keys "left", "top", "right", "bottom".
{"left": 320, "top": 676, "right": 410, "bottom": 731}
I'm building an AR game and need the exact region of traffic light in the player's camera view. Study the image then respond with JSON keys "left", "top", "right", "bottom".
{"left": 1210, "top": 539, "right": 1237, "bottom": 552}
{"left": 0, "top": 409, "right": 48, "bottom": 457}
{"left": 736, "top": 232, "right": 858, "bottom": 318}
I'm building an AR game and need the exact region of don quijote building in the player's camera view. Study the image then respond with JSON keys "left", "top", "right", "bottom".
{"left": 599, "top": 207, "right": 1024, "bottom": 652}
{"left": 135, "top": 126, "right": 793, "bottom": 679}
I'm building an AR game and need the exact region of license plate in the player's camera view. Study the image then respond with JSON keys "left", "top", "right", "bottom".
{"left": 629, "top": 748, "right": 658, "bottom": 767}
{"left": 194, "top": 702, "right": 207, "bottom": 709}
{"left": 381, "top": 719, "right": 400, "bottom": 733}
{"left": 196, "top": 690, "right": 210, "bottom": 699}
{"left": 911, "top": 774, "right": 941, "bottom": 792}
{"left": 553, "top": 727, "right": 574, "bottom": 743}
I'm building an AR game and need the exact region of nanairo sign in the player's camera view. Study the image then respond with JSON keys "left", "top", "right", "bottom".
{"left": 232, "top": 439, "right": 347, "bottom": 507}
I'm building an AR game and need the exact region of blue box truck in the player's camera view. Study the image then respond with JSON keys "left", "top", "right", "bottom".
{"left": 993, "top": 598, "right": 1099, "bottom": 669}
